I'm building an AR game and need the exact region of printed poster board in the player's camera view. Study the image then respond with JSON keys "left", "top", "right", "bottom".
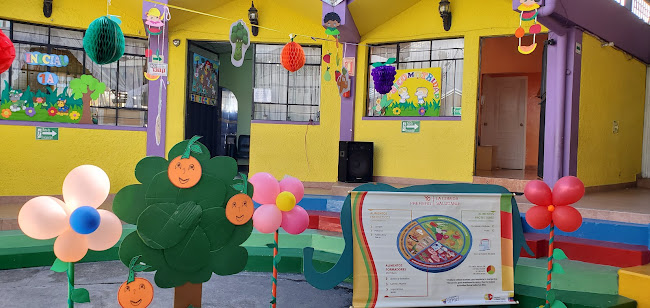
{"left": 374, "top": 67, "right": 442, "bottom": 117}
{"left": 351, "top": 191, "right": 516, "bottom": 307}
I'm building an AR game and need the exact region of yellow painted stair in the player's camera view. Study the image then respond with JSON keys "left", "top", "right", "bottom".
{"left": 619, "top": 264, "right": 650, "bottom": 308}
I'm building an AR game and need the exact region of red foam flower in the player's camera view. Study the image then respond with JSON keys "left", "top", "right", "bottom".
{"left": 524, "top": 176, "right": 584, "bottom": 232}
{"left": 47, "top": 107, "right": 57, "bottom": 116}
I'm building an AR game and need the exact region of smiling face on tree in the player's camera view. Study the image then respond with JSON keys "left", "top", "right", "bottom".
{"left": 226, "top": 193, "right": 254, "bottom": 225}
{"left": 117, "top": 278, "right": 154, "bottom": 308}
{"left": 168, "top": 156, "right": 202, "bottom": 188}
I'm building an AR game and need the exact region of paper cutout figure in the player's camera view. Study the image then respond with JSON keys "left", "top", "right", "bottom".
{"left": 414, "top": 87, "right": 428, "bottom": 105}
{"left": 145, "top": 8, "right": 165, "bottom": 36}
{"left": 323, "top": 12, "right": 341, "bottom": 36}
{"left": 229, "top": 20, "right": 250, "bottom": 67}
{"left": 226, "top": 174, "right": 254, "bottom": 225}
{"left": 167, "top": 136, "right": 203, "bottom": 188}
{"left": 335, "top": 68, "right": 350, "bottom": 97}
{"left": 118, "top": 256, "right": 154, "bottom": 308}
{"left": 516, "top": 0, "right": 541, "bottom": 54}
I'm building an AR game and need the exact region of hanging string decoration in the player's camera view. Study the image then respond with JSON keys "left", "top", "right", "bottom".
{"left": 84, "top": 16, "right": 125, "bottom": 65}
{"left": 516, "top": 0, "right": 541, "bottom": 54}
{"left": 281, "top": 37, "right": 306, "bottom": 72}
{"left": 0, "top": 29, "right": 15, "bottom": 74}
{"left": 524, "top": 176, "right": 584, "bottom": 308}
{"left": 229, "top": 19, "right": 251, "bottom": 67}
{"left": 371, "top": 58, "right": 396, "bottom": 95}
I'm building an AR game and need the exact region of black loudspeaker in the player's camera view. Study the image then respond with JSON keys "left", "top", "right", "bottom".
{"left": 338, "top": 141, "right": 373, "bottom": 183}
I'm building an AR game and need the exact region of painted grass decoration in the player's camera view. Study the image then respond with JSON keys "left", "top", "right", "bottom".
{"left": 83, "top": 16, "right": 125, "bottom": 65}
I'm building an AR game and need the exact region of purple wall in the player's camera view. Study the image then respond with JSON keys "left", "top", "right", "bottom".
{"left": 323, "top": 1, "right": 360, "bottom": 141}
{"left": 143, "top": 0, "right": 169, "bottom": 158}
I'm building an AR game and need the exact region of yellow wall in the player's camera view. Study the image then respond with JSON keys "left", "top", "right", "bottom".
{"left": 0, "top": 0, "right": 145, "bottom": 37}
{"left": 0, "top": 0, "right": 147, "bottom": 196}
{"left": 0, "top": 126, "right": 146, "bottom": 196}
{"left": 577, "top": 33, "right": 647, "bottom": 187}
{"left": 166, "top": 0, "right": 341, "bottom": 181}
{"left": 353, "top": 0, "right": 524, "bottom": 182}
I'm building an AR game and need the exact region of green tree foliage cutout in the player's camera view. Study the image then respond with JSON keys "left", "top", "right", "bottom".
{"left": 229, "top": 21, "right": 249, "bottom": 61}
{"left": 69, "top": 75, "right": 106, "bottom": 124}
{"left": 113, "top": 138, "right": 254, "bottom": 288}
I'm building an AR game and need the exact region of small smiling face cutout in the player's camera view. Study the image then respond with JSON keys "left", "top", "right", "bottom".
{"left": 168, "top": 156, "right": 202, "bottom": 188}
{"left": 117, "top": 277, "right": 154, "bottom": 308}
{"left": 226, "top": 194, "right": 254, "bottom": 225}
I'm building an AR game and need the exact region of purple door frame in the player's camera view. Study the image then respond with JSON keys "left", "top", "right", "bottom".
{"left": 143, "top": 0, "right": 169, "bottom": 158}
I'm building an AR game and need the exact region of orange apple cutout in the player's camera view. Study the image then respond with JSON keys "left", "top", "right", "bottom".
{"left": 168, "top": 136, "right": 203, "bottom": 189}
{"left": 226, "top": 193, "right": 254, "bottom": 225}
{"left": 118, "top": 256, "right": 153, "bottom": 308}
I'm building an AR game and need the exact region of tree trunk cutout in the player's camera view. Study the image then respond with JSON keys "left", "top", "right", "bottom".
{"left": 69, "top": 75, "right": 106, "bottom": 125}
{"left": 174, "top": 282, "right": 202, "bottom": 308}
{"left": 81, "top": 92, "right": 92, "bottom": 124}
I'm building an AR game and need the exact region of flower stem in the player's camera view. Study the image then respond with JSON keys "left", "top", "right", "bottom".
{"left": 68, "top": 262, "right": 74, "bottom": 308}
{"left": 546, "top": 222, "right": 555, "bottom": 308}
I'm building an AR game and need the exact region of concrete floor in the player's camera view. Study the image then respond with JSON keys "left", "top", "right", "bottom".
{"left": 0, "top": 261, "right": 353, "bottom": 308}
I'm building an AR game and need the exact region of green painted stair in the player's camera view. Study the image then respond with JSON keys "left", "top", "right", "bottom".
{"left": 0, "top": 226, "right": 346, "bottom": 272}
{"left": 514, "top": 284, "right": 637, "bottom": 308}
{"left": 515, "top": 257, "right": 621, "bottom": 295}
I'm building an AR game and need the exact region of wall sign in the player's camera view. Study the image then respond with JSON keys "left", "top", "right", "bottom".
{"left": 375, "top": 68, "right": 442, "bottom": 117}
{"left": 342, "top": 57, "right": 355, "bottom": 76}
{"left": 401, "top": 120, "right": 420, "bottom": 133}
{"left": 24, "top": 52, "right": 69, "bottom": 67}
{"left": 147, "top": 62, "right": 168, "bottom": 76}
{"left": 37, "top": 72, "right": 59, "bottom": 85}
{"left": 351, "top": 191, "right": 515, "bottom": 307}
{"left": 36, "top": 127, "right": 58, "bottom": 140}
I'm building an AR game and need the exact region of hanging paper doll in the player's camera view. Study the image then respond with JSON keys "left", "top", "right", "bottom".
{"left": 516, "top": 0, "right": 542, "bottom": 54}
{"left": 145, "top": 8, "right": 165, "bottom": 36}
{"left": 324, "top": 11, "right": 342, "bottom": 54}
{"left": 323, "top": 12, "right": 341, "bottom": 36}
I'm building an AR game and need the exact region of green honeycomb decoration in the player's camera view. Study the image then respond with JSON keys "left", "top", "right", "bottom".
{"left": 83, "top": 16, "right": 125, "bottom": 65}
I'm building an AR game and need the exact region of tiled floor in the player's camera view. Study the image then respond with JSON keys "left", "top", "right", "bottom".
{"left": 475, "top": 168, "right": 540, "bottom": 180}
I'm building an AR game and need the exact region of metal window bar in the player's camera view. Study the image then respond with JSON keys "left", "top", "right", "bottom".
{"left": 1, "top": 19, "right": 148, "bottom": 127}
{"left": 253, "top": 44, "right": 321, "bottom": 122}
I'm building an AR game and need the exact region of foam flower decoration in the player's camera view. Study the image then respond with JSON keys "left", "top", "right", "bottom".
{"left": 18, "top": 165, "right": 122, "bottom": 262}
{"left": 524, "top": 176, "right": 584, "bottom": 232}
{"left": 250, "top": 173, "right": 309, "bottom": 235}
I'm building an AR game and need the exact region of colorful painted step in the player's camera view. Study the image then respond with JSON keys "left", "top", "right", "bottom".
{"left": 522, "top": 214, "right": 650, "bottom": 249}
{"left": 515, "top": 257, "right": 620, "bottom": 295}
{"left": 307, "top": 210, "right": 342, "bottom": 232}
{"left": 0, "top": 226, "right": 346, "bottom": 271}
{"left": 514, "top": 284, "right": 637, "bottom": 308}
{"left": 619, "top": 264, "right": 650, "bottom": 308}
{"left": 522, "top": 233, "right": 650, "bottom": 267}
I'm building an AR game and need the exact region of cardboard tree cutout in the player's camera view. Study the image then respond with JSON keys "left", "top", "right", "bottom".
{"left": 113, "top": 137, "right": 254, "bottom": 308}
{"left": 69, "top": 75, "right": 106, "bottom": 125}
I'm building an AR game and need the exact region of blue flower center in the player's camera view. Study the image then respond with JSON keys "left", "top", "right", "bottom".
{"left": 69, "top": 206, "right": 101, "bottom": 234}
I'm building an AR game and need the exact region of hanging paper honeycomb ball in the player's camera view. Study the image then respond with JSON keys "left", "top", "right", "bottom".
{"left": 281, "top": 41, "right": 306, "bottom": 72}
{"left": 371, "top": 65, "right": 396, "bottom": 95}
{"left": 83, "top": 16, "right": 125, "bottom": 65}
{"left": 0, "top": 30, "right": 15, "bottom": 74}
